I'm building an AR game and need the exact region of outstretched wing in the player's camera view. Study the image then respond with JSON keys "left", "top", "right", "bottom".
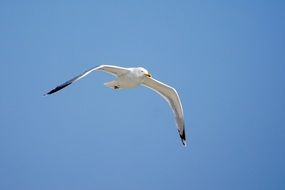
{"left": 44, "top": 65, "right": 129, "bottom": 95}
{"left": 143, "top": 77, "right": 186, "bottom": 146}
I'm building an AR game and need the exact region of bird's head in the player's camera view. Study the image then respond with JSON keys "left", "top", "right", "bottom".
{"left": 137, "top": 67, "right": 152, "bottom": 78}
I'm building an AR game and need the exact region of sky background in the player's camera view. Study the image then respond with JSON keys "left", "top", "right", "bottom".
{"left": 0, "top": 0, "right": 285, "bottom": 189}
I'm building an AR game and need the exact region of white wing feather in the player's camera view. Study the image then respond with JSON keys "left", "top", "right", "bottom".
{"left": 143, "top": 77, "right": 186, "bottom": 146}
{"left": 45, "top": 65, "right": 129, "bottom": 95}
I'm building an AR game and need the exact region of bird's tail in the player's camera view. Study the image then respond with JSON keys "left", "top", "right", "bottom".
{"left": 104, "top": 80, "right": 120, "bottom": 89}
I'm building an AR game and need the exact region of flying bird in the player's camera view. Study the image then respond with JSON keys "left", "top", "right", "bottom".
{"left": 45, "top": 65, "right": 187, "bottom": 146}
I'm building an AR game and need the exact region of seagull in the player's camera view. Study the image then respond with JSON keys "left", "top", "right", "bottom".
{"left": 45, "top": 65, "right": 187, "bottom": 146}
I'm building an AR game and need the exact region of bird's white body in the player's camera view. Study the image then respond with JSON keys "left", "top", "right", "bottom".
{"left": 45, "top": 65, "right": 187, "bottom": 146}
{"left": 105, "top": 67, "right": 147, "bottom": 89}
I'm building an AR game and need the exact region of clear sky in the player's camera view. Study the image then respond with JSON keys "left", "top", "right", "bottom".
{"left": 0, "top": 0, "right": 284, "bottom": 189}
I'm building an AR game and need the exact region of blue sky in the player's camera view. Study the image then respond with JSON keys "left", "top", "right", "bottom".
{"left": 0, "top": 0, "right": 284, "bottom": 189}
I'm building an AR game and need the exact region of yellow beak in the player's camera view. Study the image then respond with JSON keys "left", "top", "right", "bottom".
{"left": 144, "top": 73, "right": 152, "bottom": 78}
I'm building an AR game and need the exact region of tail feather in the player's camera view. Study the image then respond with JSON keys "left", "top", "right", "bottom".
{"left": 104, "top": 81, "right": 120, "bottom": 89}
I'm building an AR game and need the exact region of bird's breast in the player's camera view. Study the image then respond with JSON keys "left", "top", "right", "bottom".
{"left": 117, "top": 72, "right": 144, "bottom": 88}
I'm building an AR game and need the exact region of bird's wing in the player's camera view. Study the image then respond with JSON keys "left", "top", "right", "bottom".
{"left": 45, "top": 65, "right": 129, "bottom": 95}
{"left": 143, "top": 77, "right": 186, "bottom": 146}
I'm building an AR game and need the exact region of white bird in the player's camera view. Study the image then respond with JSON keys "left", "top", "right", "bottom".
{"left": 45, "top": 65, "right": 187, "bottom": 146}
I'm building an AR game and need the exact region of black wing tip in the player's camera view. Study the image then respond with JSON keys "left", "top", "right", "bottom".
{"left": 44, "top": 81, "right": 73, "bottom": 96}
{"left": 44, "top": 65, "right": 100, "bottom": 96}
{"left": 179, "top": 129, "right": 187, "bottom": 147}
